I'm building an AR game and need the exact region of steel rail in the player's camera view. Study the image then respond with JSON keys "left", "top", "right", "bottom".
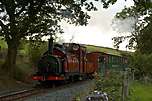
{"left": 0, "top": 89, "right": 40, "bottom": 101}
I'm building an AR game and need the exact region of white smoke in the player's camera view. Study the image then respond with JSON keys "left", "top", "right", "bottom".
{"left": 112, "top": 17, "right": 136, "bottom": 34}
{"left": 56, "top": 37, "right": 65, "bottom": 44}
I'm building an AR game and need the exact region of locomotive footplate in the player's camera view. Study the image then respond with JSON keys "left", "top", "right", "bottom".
{"left": 32, "top": 75, "right": 65, "bottom": 81}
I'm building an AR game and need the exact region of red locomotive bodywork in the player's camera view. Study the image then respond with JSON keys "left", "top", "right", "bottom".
{"left": 32, "top": 43, "right": 101, "bottom": 82}
{"left": 65, "top": 54, "right": 79, "bottom": 73}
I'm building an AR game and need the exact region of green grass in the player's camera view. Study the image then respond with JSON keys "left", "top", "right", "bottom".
{"left": 129, "top": 81, "right": 152, "bottom": 101}
{"left": 86, "top": 45, "right": 126, "bottom": 56}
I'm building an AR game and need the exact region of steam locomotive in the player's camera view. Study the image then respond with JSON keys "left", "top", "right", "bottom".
{"left": 32, "top": 38, "right": 100, "bottom": 83}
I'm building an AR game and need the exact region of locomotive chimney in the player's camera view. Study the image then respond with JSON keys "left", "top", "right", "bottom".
{"left": 48, "top": 36, "right": 54, "bottom": 54}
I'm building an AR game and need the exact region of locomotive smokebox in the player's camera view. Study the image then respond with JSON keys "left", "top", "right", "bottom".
{"left": 48, "top": 36, "right": 54, "bottom": 54}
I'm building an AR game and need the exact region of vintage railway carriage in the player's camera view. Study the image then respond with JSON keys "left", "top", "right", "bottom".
{"left": 86, "top": 45, "right": 128, "bottom": 77}
{"left": 98, "top": 53, "right": 128, "bottom": 76}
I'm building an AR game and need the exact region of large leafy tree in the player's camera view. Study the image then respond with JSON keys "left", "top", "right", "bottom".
{"left": 0, "top": 0, "right": 102, "bottom": 75}
{"left": 112, "top": 1, "right": 152, "bottom": 53}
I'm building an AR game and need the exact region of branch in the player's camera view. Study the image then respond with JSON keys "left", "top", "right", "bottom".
{"left": 0, "top": 20, "right": 8, "bottom": 33}
{"left": 0, "top": 19, "right": 10, "bottom": 41}
{"left": 15, "top": 7, "right": 26, "bottom": 17}
{"left": 0, "top": 20, "right": 5, "bottom": 28}
{"left": 20, "top": 23, "right": 44, "bottom": 38}
{"left": 133, "top": 0, "right": 138, "bottom": 4}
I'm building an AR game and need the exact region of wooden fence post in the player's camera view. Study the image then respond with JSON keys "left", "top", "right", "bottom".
{"left": 121, "top": 69, "right": 129, "bottom": 101}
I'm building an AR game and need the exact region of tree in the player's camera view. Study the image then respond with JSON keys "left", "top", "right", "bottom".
{"left": 0, "top": 0, "right": 101, "bottom": 75}
{"left": 112, "top": 1, "right": 152, "bottom": 53}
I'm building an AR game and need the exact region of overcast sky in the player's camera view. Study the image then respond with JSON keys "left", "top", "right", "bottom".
{"left": 60, "top": 0, "right": 134, "bottom": 50}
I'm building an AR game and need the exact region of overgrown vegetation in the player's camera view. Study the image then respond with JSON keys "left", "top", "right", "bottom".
{"left": 129, "top": 52, "right": 152, "bottom": 82}
{"left": 95, "top": 70, "right": 152, "bottom": 101}
{"left": 0, "top": 39, "right": 47, "bottom": 82}
{"left": 95, "top": 72, "right": 123, "bottom": 101}
{"left": 28, "top": 40, "right": 47, "bottom": 66}
{"left": 14, "top": 40, "right": 47, "bottom": 82}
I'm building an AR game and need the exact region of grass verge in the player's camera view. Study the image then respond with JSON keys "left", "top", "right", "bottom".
{"left": 129, "top": 81, "right": 152, "bottom": 101}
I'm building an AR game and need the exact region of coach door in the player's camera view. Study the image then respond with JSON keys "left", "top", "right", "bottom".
{"left": 98, "top": 56, "right": 106, "bottom": 76}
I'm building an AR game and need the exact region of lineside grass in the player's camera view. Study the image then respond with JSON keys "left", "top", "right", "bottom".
{"left": 129, "top": 81, "right": 152, "bottom": 101}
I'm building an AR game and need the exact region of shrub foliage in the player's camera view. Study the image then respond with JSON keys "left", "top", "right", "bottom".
{"left": 95, "top": 72, "right": 123, "bottom": 101}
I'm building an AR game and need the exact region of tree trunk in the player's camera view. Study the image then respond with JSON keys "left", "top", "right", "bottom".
{"left": 2, "top": 40, "right": 18, "bottom": 77}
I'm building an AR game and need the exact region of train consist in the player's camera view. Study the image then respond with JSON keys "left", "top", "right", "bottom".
{"left": 32, "top": 38, "right": 128, "bottom": 83}
{"left": 32, "top": 39, "right": 101, "bottom": 83}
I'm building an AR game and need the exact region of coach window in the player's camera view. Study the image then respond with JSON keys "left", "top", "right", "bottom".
{"left": 117, "top": 57, "right": 119, "bottom": 63}
{"left": 121, "top": 57, "right": 123, "bottom": 63}
{"left": 111, "top": 56, "right": 113, "bottom": 63}
{"left": 108, "top": 55, "right": 110, "bottom": 63}
{"left": 112, "top": 56, "right": 114, "bottom": 63}
{"left": 114, "top": 56, "right": 116, "bottom": 63}
{"left": 109, "top": 55, "right": 111, "bottom": 63}
{"left": 113, "top": 56, "right": 115, "bottom": 63}
{"left": 118, "top": 57, "right": 120, "bottom": 63}
{"left": 114, "top": 56, "right": 117, "bottom": 64}
{"left": 99, "top": 56, "right": 104, "bottom": 63}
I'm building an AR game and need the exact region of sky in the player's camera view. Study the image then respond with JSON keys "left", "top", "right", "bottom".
{"left": 60, "top": 0, "right": 134, "bottom": 51}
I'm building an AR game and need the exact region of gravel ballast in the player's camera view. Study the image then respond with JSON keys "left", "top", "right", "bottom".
{"left": 25, "top": 80, "right": 95, "bottom": 101}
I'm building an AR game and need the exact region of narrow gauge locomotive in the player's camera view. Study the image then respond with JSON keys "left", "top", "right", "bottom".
{"left": 32, "top": 39, "right": 100, "bottom": 83}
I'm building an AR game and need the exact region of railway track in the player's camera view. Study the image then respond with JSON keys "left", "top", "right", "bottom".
{"left": 0, "top": 80, "right": 95, "bottom": 101}
{"left": 0, "top": 82, "right": 59, "bottom": 101}
{"left": 0, "top": 88, "right": 43, "bottom": 101}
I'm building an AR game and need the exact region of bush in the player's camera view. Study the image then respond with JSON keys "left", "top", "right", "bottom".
{"left": 95, "top": 71, "right": 123, "bottom": 101}
{"left": 13, "top": 63, "right": 34, "bottom": 82}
